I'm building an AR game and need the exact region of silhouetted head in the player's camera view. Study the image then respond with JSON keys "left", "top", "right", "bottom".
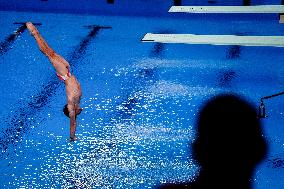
{"left": 63, "top": 104, "right": 70, "bottom": 118}
{"left": 193, "top": 94, "right": 267, "bottom": 172}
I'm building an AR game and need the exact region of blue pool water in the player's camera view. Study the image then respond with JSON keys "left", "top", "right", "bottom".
{"left": 0, "top": 9, "right": 284, "bottom": 188}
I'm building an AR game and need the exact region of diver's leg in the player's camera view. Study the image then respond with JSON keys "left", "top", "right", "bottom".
{"left": 26, "top": 22, "right": 56, "bottom": 58}
{"left": 26, "top": 22, "right": 70, "bottom": 75}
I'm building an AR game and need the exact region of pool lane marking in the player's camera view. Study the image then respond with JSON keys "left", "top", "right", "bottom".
{"left": 0, "top": 23, "right": 42, "bottom": 57}
{"left": 0, "top": 24, "right": 27, "bottom": 56}
{"left": 0, "top": 25, "right": 111, "bottom": 154}
{"left": 169, "top": 5, "right": 284, "bottom": 13}
{"left": 141, "top": 33, "right": 284, "bottom": 47}
{"left": 69, "top": 25, "right": 111, "bottom": 66}
{"left": 13, "top": 22, "right": 42, "bottom": 26}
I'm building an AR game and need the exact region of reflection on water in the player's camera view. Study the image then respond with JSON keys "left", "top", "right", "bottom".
{"left": 6, "top": 61, "right": 203, "bottom": 188}
{"left": 0, "top": 24, "right": 27, "bottom": 57}
{"left": 150, "top": 43, "right": 165, "bottom": 58}
{"left": 5, "top": 84, "right": 198, "bottom": 188}
{"left": 226, "top": 45, "right": 241, "bottom": 59}
{"left": 217, "top": 70, "right": 236, "bottom": 88}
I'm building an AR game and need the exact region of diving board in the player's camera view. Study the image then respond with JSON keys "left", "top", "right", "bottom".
{"left": 280, "top": 15, "right": 284, "bottom": 23}
{"left": 141, "top": 33, "right": 284, "bottom": 47}
{"left": 169, "top": 5, "right": 284, "bottom": 13}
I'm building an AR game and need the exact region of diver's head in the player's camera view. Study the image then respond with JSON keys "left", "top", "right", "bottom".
{"left": 63, "top": 104, "right": 83, "bottom": 118}
{"left": 63, "top": 104, "right": 70, "bottom": 118}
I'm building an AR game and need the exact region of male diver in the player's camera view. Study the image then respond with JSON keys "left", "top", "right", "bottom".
{"left": 26, "top": 22, "right": 82, "bottom": 141}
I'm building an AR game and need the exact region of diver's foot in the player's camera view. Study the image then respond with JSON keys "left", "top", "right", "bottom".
{"left": 26, "top": 22, "right": 39, "bottom": 36}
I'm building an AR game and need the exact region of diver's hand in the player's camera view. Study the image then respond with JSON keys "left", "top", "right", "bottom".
{"left": 70, "top": 136, "right": 79, "bottom": 142}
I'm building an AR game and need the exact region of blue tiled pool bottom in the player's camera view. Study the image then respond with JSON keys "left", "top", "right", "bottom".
{"left": 0, "top": 11, "right": 284, "bottom": 188}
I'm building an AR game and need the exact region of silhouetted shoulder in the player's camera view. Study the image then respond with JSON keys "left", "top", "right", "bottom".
{"left": 156, "top": 94, "right": 267, "bottom": 189}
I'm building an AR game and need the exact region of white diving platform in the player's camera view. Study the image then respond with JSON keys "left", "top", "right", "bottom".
{"left": 141, "top": 33, "right": 284, "bottom": 47}
{"left": 280, "top": 15, "right": 284, "bottom": 23}
{"left": 169, "top": 5, "right": 284, "bottom": 13}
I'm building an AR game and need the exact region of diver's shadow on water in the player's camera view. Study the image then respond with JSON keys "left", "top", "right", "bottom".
{"left": 157, "top": 94, "right": 267, "bottom": 189}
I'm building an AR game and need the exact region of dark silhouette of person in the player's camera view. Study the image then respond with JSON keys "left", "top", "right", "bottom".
{"left": 158, "top": 94, "right": 267, "bottom": 189}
